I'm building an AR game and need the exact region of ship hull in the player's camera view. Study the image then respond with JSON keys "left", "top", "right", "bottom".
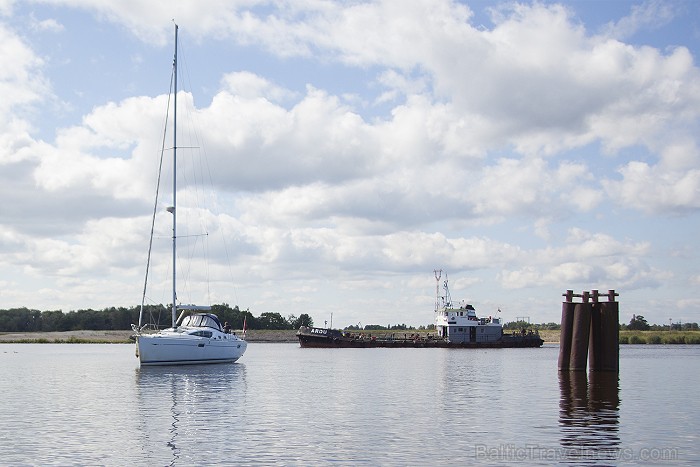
{"left": 296, "top": 328, "right": 543, "bottom": 349}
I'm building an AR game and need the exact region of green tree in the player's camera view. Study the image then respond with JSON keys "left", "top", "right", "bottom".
{"left": 41, "top": 310, "right": 66, "bottom": 331}
{"left": 257, "top": 312, "right": 289, "bottom": 330}
{"left": 628, "top": 314, "right": 650, "bottom": 331}
{"left": 503, "top": 320, "right": 532, "bottom": 330}
{"left": 211, "top": 303, "right": 247, "bottom": 329}
{"left": 0, "top": 308, "right": 42, "bottom": 332}
{"left": 290, "top": 313, "right": 313, "bottom": 328}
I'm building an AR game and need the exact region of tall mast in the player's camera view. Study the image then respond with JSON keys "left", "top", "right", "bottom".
{"left": 171, "top": 23, "right": 178, "bottom": 328}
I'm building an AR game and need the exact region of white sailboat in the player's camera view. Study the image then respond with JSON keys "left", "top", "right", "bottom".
{"left": 131, "top": 24, "right": 247, "bottom": 365}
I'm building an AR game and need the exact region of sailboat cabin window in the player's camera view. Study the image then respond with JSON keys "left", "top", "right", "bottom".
{"left": 181, "top": 314, "right": 219, "bottom": 329}
{"left": 190, "top": 330, "right": 212, "bottom": 338}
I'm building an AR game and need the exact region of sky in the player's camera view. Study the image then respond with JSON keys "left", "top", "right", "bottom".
{"left": 1, "top": 0, "right": 700, "bottom": 328}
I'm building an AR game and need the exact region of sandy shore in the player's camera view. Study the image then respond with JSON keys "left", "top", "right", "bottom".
{"left": 0, "top": 329, "right": 299, "bottom": 343}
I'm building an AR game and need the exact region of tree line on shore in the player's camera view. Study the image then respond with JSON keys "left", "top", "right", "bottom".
{"left": 0, "top": 304, "right": 313, "bottom": 333}
{"left": 348, "top": 318, "right": 698, "bottom": 332}
{"left": 503, "top": 315, "right": 699, "bottom": 331}
{"left": 2, "top": 306, "right": 696, "bottom": 334}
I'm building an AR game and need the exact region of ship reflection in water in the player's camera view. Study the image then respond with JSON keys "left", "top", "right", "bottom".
{"left": 559, "top": 371, "right": 620, "bottom": 464}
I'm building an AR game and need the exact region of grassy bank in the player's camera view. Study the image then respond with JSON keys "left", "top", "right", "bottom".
{"left": 619, "top": 330, "right": 700, "bottom": 344}
{"left": 535, "top": 329, "right": 700, "bottom": 344}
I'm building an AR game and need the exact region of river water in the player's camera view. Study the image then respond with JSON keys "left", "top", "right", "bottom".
{"left": 0, "top": 343, "right": 697, "bottom": 466}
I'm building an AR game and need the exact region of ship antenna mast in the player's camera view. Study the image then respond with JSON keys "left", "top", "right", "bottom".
{"left": 443, "top": 274, "right": 452, "bottom": 308}
{"left": 434, "top": 270, "right": 440, "bottom": 312}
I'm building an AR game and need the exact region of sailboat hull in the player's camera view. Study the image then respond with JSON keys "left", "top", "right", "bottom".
{"left": 136, "top": 333, "right": 247, "bottom": 366}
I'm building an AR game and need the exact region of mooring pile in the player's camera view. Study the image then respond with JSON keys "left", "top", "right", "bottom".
{"left": 558, "top": 290, "right": 619, "bottom": 372}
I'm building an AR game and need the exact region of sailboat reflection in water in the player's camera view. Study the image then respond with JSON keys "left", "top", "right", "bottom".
{"left": 135, "top": 364, "right": 248, "bottom": 464}
{"left": 131, "top": 24, "right": 247, "bottom": 365}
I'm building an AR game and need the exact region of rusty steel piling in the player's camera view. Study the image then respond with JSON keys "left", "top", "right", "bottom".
{"left": 570, "top": 302, "right": 592, "bottom": 371}
{"left": 557, "top": 298, "right": 575, "bottom": 371}
{"left": 559, "top": 289, "right": 619, "bottom": 372}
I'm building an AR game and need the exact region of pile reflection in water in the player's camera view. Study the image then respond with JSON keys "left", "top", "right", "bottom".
{"left": 559, "top": 371, "right": 620, "bottom": 464}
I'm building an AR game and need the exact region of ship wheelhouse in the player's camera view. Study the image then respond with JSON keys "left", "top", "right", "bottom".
{"left": 433, "top": 273, "right": 503, "bottom": 344}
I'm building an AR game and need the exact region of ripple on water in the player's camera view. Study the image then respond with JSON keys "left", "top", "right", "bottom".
{"left": 0, "top": 343, "right": 698, "bottom": 465}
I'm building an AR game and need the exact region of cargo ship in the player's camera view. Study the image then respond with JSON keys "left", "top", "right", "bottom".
{"left": 296, "top": 271, "right": 543, "bottom": 348}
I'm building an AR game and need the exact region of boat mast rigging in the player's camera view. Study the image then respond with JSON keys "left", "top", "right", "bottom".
{"left": 171, "top": 23, "right": 179, "bottom": 328}
{"left": 137, "top": 29, "right": 177, "bottom": 331}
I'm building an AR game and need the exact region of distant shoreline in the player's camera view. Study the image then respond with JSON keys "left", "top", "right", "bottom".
{"left": 0, "top": 329, "right": 298, "bottom": 344}
{"left": 0, "top": 329, "right": 561, "bottom": 344}
{"left": 1, "top": 329, "right": 696, "bottom": 344}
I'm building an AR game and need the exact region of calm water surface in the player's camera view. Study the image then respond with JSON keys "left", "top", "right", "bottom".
{"left": 0, "top": 343, "right": 698, "bottom": 465}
